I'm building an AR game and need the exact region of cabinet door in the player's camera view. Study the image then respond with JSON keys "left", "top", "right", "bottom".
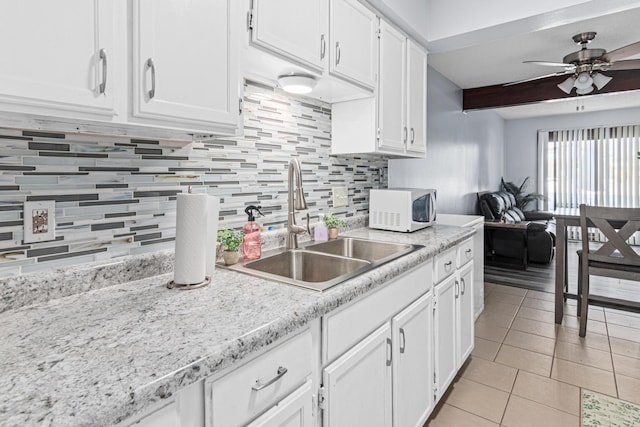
{"left": 323, "top": 323, "right": 392, "bottom": 427}
{"left": 132, "top": 0, "right": 239, "bottom": 130}
{"left": 457, "top": 263, "right": 475, "bottom": 367}
{"left": 378, "top": 21, "right": 406, "bottom": 153}
{"left": 406, "top": 40, "right": 427, "bottom": 156}
{"left": 251, "top": 0, "right": 326, "bottom": 72}
{"left": 434, "top": 275, "right": 457, "bottom": 400}
{"left": 329, "top": 0, "right": 377, "bottom": 89}
{"left": 248, "top": 380, "right": 314, "bottom": 427}
{"left": 0, "top": 1, "right": 117, "bottom": 118}
{"left": 392, "top": 292, "right": 434, "bottom": 427}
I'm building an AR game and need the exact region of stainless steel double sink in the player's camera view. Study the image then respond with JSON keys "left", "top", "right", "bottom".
{"left": 223, "top": 237, "right": 423, "bottom": 291}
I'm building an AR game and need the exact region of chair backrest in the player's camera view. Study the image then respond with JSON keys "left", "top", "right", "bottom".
{"left": 579, "top": 204, "right": 640, "bottom": 267}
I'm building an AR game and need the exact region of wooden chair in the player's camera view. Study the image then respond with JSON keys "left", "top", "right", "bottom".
{"left": 577, "top": 204, "right": 640, "bottom": 337}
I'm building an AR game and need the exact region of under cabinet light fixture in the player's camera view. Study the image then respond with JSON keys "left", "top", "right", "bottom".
{"left": 277, "top": 74, "right": 317, "bottom": 94}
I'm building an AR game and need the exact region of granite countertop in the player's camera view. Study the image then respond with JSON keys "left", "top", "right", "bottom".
{"left": 0, "top": 225, "right": 474, "bottom": 427}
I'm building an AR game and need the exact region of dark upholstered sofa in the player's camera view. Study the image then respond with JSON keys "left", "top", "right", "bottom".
{"left": 478, "top": 191, "right": 556, "bottom": 269}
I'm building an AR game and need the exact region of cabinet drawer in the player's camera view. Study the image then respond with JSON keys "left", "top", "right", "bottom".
{"left": 323, "top": 261, "right": 432, "bottom": 364}
{"left": 434, "top": 247, "right": 456, "bottom": 284}
{"left": 206, "top": 329, "right": 312, "bottom": 427}
{"left": 457, "top": 238, "right": 474, "bottom": 268}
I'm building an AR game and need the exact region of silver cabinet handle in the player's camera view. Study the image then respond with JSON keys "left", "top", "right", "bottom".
{"left": 336, "top": 42, "right": 341, "bottom": 65}
{"left": 252, "top": 366, "right": 288, "bottom": 391}
{"left": 461, "top": 277, "right": 466, "bottom": 295}
{"left": 386, "top": 337, "right": 392, "bottom": 366}
{"left": 444, "top": 261, "right": 453, "bottom": 272}
{"left": 403, "top": 126, "right": 408, "bottom": 143}
{"left": 320, "top": 34, "right": 326, "bottom": 59}
{"left": 410, "top": 128, "right": 415, "bottom": 144}
{"left": 399, "top": 328, "right": 406, "bottom": 354}
{"left": 98, "top": 48, "right": 107, "bottom": 94}
{"left": 146, "top": 58, "right": 156, "bottom": 99}
{"left": 455, "top": 280, "right": 460, "bottom": 298}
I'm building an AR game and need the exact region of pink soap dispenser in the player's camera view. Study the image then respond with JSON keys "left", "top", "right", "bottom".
{"left": 242, "top": 205, "right": 264, "bottom": 260}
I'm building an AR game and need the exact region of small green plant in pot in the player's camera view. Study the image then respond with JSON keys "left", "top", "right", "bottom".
{"left": 324, "top": 212, "right": 346, "bottom": 239}
{"left": 217, "top": 228, "right": 244, "bottom": 265}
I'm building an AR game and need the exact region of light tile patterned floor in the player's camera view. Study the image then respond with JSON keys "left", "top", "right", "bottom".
{"left": 426, "top": 283, "right": 640, "bottom": 427}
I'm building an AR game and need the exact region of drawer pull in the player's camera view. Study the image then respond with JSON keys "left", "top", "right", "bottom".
{"left": 444, "top": 261, "right": 453, "bottom": 272}
{"left": 465, "top": 249, "right": 472, "bottom": 255}
{"left": 252, "top": 366, "right": 288, "bottom": 391}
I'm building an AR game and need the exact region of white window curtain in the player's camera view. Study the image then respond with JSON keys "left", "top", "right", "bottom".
{"left": 538, "top": 124, "right": 640, "bottom": 242}
{"left": 539, "top": 125, "right": 640, "bottom": 211}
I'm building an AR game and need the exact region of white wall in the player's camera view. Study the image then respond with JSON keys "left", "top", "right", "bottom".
{"left": 504, "top": 106, "right": 640, "bottom": 191}
{"left": 388, "top": 67, "right": 505, "bottom": 214}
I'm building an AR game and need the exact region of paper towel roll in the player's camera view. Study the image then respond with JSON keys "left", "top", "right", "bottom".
{"left": 174, "top": 193, "right": 208, "bottom": 285}
{"left": 206, "top": 195, "right": 220, "bottom": 277}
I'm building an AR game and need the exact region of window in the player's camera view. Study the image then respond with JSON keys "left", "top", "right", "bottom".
{"left": 538, "top": 125, "right": 640, "bottom": 211}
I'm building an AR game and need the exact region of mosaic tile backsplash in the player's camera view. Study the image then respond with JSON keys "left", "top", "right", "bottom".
{"left": 0, "top": 81, "right": 388, "bottom": 277}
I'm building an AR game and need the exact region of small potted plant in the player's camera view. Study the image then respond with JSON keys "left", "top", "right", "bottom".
{"left": 324, "top": 212, "right": 346, "bottom": 240}
{"left": 217, "top": 228, "right": 244, "bottom": 265}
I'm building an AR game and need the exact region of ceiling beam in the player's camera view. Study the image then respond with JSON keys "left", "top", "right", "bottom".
{"left": 462, "top": 70, "right": 640, "bottom": 111}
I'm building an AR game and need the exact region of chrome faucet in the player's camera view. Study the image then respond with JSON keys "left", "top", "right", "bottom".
{"left": 286, "top": 158, "right": 310, "bottom": 249}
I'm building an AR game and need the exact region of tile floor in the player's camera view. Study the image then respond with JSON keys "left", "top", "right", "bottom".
{"left": 426, "top": 283, "right": 640, "bottom": 427}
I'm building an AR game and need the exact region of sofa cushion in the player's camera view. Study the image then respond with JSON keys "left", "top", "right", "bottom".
{"left": 511, "top": 206, "right": 526, "bottom": 221}
{"left": 480, "top": 198, "right": 496, "bottom": 221}
{"left": 485, "top": 193, "right": 506, "bottom": 219}
{"left": 503, "top": 211, "right": 519, "bottom": 223}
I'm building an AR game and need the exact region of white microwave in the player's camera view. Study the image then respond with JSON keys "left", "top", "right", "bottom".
{"left": 369, "top": 188, "right": 437, "bottom": 232}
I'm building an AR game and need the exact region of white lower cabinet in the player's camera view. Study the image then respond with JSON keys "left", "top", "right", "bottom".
{"left": 323, "top": 323, "right": 393, "bottom": 427}
{"left": 457, "top": 262, "right": 474, "bottom": 367}
{"left": 434, "top": 252, "right": 475, "bottom": 400}
{"left": 434, "top": 274, "right": 457, "bottom": 399}
{"left": 321, "top": 262, "right": 434, "bottom": 427}
{"left": 122, "top": 241, "right": 474, "bottom": 427}
{"left": 205, "top": 327, "right": 314, "bottom": 427}
{"left": 392, "top": 293, "right": 434, "bottom": 427}
{"left": 247, "top": 380, "right": 314, "bottom": 427}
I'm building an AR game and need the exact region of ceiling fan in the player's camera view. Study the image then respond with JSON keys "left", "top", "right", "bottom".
{"left": 507, "top": 32, "right": 640, "bottom": 94}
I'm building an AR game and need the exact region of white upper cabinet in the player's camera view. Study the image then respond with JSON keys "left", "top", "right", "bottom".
{"left": 0, "top": 1, "right": 118, "bottom": 119}
{"left": 331, "top": 19, "right": 427, "bottom": 158}
{"left": 377, "top": 21, "right": 407, "bottom": 153}
{"left": 250, "top": 0, "right": 327, "bottom": 73}
{"left": 0, "top": 1, "right": 240, "bottom": 139}
{"left": 244, "top": 0, "right": 376, "bottom": 102}
{"left": 131, "top": 0, "right": 240, "bottom": 134}
{"left": 406, "top": 39, "right": 427, "bottom": 155}
{"left": 378, "top": 21, "right": 427, "bottom": 156}
{"left": 329, "top": 0, "right": 378, "bottom": 89}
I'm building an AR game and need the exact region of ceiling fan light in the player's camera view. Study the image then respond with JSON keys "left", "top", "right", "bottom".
{"left": 574, "top": 72, "right": 594, "bottom": 90}
{"left": 592, "top": 72, "right": 613, "bottom": 90}
{"left": 557, "top": 76, "right": 576, "bottom": 94}
{"left": 277, "top": 74, "right": 317, "bottom": 94}
{"left": 576, "top": 86, "right": 594, "bottom": 95}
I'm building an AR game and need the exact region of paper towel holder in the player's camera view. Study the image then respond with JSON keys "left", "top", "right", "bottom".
{"left": 167, "top": 276, "right": 211, "bottom": 290}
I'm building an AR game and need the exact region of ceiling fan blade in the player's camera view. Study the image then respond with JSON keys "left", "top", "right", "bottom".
{"left": 601, "top": 41, "right": 640, "bottom": 62}
{"left": 606, "top": 58, "right": 640, "bottom": 71}
{"left": 503, "top": 71, "right": 572, "bottom": 86}
{"left": 523, "top": 60, "right": 575, "bottom": 69}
